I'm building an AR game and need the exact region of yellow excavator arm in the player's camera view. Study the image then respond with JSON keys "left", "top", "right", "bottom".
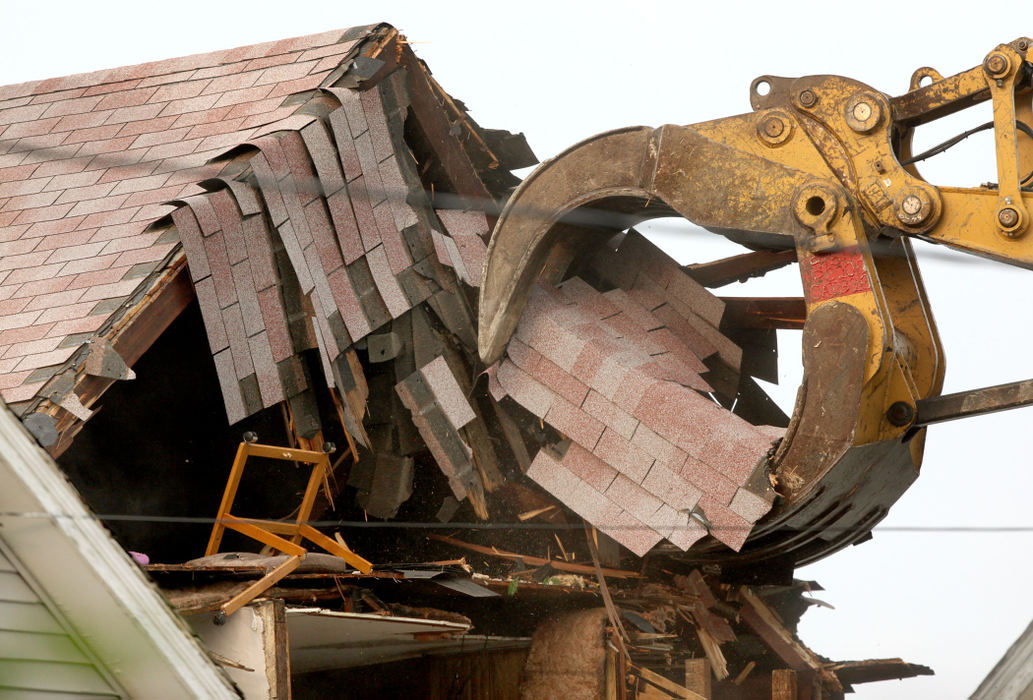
{"left": 479, "top": 38, "right": 1033, "bottom": 567}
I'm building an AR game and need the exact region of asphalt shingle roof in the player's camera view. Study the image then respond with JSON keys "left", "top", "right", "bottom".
{"left": 0, "top": 26, "right": 374, "bottom": 403}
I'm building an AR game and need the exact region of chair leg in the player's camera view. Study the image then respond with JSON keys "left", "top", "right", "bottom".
{"left": 206, "top": 443, "right": 250, "bottom": 556}
{"left": 220, "top": 555, "right": 303, "bottom": 617}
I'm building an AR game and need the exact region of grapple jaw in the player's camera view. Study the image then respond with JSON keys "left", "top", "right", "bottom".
{"left": 478, "top": 111, "right": 942, "bottom": 567}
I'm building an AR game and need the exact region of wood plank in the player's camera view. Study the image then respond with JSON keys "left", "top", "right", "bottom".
{"left": 263, "top": 599, "right": 290, "bottom": 698}
{"left": 635, "top": 664, "right": 706, "bottom": 699}
{"left": 772, "top": 669, "right": 798, "bottom": 700}
{"left": 298, "top": 524, "right": 372, "bottom": 573}
{"left": 720, "top": 297, "right": 806, "bottom": 330}
{"left": 684, "top": 659, "right": 711, "bottom": 699}
{"left": 0, "top": 550, "right": 15, "bottom": 573}
{"left": 684, "top": 249, "right": 797, "bottom": 288}
{"left": 244, "top": 443, "right": 327, "bottom": 464}
{"left": 222, "top": 519, "right": 307, "bottom": 556}
{"left": 428, "top": 534, "right": 641, "bottom": 579}
{"left": 397, "top": 46, "right": 495, "bottom": 215}
{"left": 220, "top": 556, "right": 302, "bottom": 617}
{"left": 738, "top": 588, "right": 841, "bottom": 693}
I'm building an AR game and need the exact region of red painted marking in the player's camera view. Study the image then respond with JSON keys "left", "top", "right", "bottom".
{"left": 800, "top": 250, "right": 871, "bottom": 303}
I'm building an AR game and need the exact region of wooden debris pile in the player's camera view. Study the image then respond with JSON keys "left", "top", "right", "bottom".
{"left": 147, "top": 545, "right": 932, "bottom": 699}
{"left": 516, "top": 567, "right": 933, "bottom": 699}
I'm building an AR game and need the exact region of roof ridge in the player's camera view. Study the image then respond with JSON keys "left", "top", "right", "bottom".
{"left": 0, "top": 24, "right": 385, "bottom": 99}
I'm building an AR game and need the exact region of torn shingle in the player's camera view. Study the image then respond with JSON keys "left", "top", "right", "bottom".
{"left": 419, "top": 355, "right": 476, "bottom": 430}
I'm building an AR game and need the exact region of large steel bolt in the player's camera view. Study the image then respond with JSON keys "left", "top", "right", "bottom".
{"left": 901, "top": 195, "right": 923, "bottom": 216}
{"left": 798, "top": 89, "right": 817, "bottom": 107}
{"left": 852, "top": 101, "right": 873, "bottom": 122}
{"left": 984, "top": 53, "right": 1008, "bottom": 76}
{"left": 887, "top": 401, "right": 915, "bottom": 427}
{"left": 895, "top": 188, "right": 933, "bottom": 226}
{"left": 763, "top": 117, "right": 784, "bottom": 137}
{"left": 999, "top": 207, "right": 1019, "bottom": 228}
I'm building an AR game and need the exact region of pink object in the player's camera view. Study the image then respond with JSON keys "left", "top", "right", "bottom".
{"left": 129, "top": 551, "right": 150, "bottom": 565}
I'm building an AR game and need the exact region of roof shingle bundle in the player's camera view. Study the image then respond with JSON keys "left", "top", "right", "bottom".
{"left": 490, "top": 233, "right": 782, "bottom": 555}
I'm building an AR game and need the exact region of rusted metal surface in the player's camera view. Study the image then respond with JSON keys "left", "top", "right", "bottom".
{"left": 916, "top": 377, "right": 1033, "bottom": 425}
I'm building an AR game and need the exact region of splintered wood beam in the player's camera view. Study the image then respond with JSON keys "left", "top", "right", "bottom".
{"left": 684, "top": 248, "right": 797, "bottom": 288}
{"left": 397, "top": 45, "right": 496, "bottom": 220}
{"left": 428, "top": 534, "right": 641, "bottom": 578}
{"left": 720, "top": 297, "right": 806, "bottom": 330}
{"left": 738, "top": 588, "right": 843, "bottom": 693}
{"left": 825, "top": 658, "right": 934, "bottom": 686}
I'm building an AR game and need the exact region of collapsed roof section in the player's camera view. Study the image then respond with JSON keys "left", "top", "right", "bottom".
{"left": 1, "top": 21, "right": 782, "bottom": 559}
{"left": 0, "top": 24, "right": 540, "bottom": 519}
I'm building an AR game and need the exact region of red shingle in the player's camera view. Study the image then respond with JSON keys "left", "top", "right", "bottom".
{"left": 257, "top": 286, "right": 292, "bottom": 361}
{"left": 78, "top": 278, "right": 143, "bottom": 303}
{"left": 2, "top": 323, "right": 52, "bottom": 345}
{"left": 545, "top": 395, "right": 604, "bottom": 450}
{"left": 526, "top": 448, "right": 581, "bottom": 498}
{"left": 420, "top": 356, "right": 476, "bottom": 430}
{"left": 212, "top": 347, "right": 246, "bottom": 424}
{"left": 13, "top": 345, "right": 76, "bottom": 372}
{"left": 496, "top": 360, "right": 554, "bottom": 419}
{"left": 1, "top": 117, "right": 61, "bottom": 140}
{"left": 248, "top": 330, "right": 284, "bottom": 406}
{"left": 680, "top": 455, "right": 737, "bottom": 505}
{"left": 326, "top": 190, "right": 363, "bottom": 264}
{"left": 351, "top": 132, "right": 385, "bottom": 206}
{"left": 94, "top": 87, "right": 158, "bottom": 111}
{"left": 667, "top": 518, "right": 708, "bottom": 551}
{"left": 58, "top": 253, "right": 119, "bottom": 277}
{"left": 4, "top": 336, "right": 63, "bottom": 358}
{"left": 729, "top": 487, "right": 772, "bottom": 523}
{"left": 594, "top": 428, "right": 653, "bottom": 483}
{"left": 329, "top": 109, "right": 362, "bottom": 181}
{"left": 65, "top": 267, "right": 128, "bottom": 291}
{"left": 0, "top": 309, "right": 43, "bottom": 331}
{"left": 600, "top": 510, "right": 662, "bottom": 557}
{"left": 630, "top": 422, "right": 687, "bottom": 471}
{"left": 0, "top": 178, "right": 51, "bottom": 199}
{"left": 39, "top": 95, "right": 103, "bottom": 119}
{"left": 696, "top": 494, "right": 751, "bottom": 551}
{"left": 0, "top": 26, "right": 384, "bottom": 407}
{"left": 641, "top": 462, "right": 702, "bottom": 512}
{"left": 212, "top": 84, "right": 275, "bottom": 109}
{"left": 372, "top": 200, "right": 411, "bottom": 274}
{"left": 561, "top": 442, "right": 618, "bottom": 493}
{"left": 365, "top": 244, "right": 409, "bottom": 318}
{"left": 45, "top": 315, "right": 105, "bottom": 337}
{"left": 527, "top": 353, "right": 589, "bottom": 407}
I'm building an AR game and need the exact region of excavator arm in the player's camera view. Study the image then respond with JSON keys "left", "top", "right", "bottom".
{"left": 479, "top": 38, "right": 1033, "bottom": 567}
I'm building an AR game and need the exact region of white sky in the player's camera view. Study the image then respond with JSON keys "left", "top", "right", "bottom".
{"left": 3, "top": 2, "right": 1032, "bottom": 697}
